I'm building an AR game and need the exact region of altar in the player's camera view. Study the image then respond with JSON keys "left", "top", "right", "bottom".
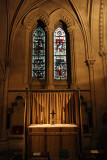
{"left": 27, "top": 124, "right": 79, "bottom": 160}
{"left": 26, "top": 90, "right": 80, "bottom": 160}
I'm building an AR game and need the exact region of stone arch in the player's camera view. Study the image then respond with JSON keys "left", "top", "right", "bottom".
{"left": 49, "top": 8, "right": 74, "bottom": 29}
{"left": 9, "top": 7, "right": 49, "bottom": 60}
{"left": 8, "top": 0, "right": 91, "bottom": 61}
{"left": 23, "top": 8, "right": 49, "bottom": 31}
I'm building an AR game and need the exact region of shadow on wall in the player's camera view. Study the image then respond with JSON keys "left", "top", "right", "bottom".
{"left": 7, "top": 96, "right": 25, "bottom": 135}
{"left": 98, "top": 112, "right": 107, "bottom": 149}
{"left": 98, "top": 128, "right": 107, "bottom": 149}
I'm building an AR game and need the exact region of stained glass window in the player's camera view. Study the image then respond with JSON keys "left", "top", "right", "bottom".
{"left": 54, "top": 27, "right": 67, "bottom": 80}
{"left": 32, "top": 27, "right": 45, "bottom": 80}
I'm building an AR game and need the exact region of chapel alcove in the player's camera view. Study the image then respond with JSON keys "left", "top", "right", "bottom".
{"left": 25, "top": 11, "right": 80, "bottom": 159}
{"left": 26, "top": 90, "right": 80, "bottom": 160}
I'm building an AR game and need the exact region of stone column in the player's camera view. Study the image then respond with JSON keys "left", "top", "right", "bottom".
{"left": 102, "top": 52, "right": 107, "bottom": 97}
{"left": 67, "top": 27, "right": 77, "bottom": 89}
{"left": 86, "top": 59, "right": 96, "bottom": 129}
{"left": 23, "top": 24, "right": 35, "bottom": 87}
{"left": 45, "top": 26, "right": 54, "bottom": 89}
{"left": 0, "top": 59, "right": 11, "bottom": 151}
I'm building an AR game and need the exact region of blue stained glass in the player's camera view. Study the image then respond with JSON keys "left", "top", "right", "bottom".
{"left": 54, "top": 27, "right": 67, "bottom": 80}
{"left": 32, "top": 27, "right": 45, "bottom": 80}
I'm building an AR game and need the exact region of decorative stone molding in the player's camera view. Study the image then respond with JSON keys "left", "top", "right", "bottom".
{"left": 99, "top": 1, "right": 107, "bottom": 97}
{"left": 61, "top": 15, "right": 72, "bottom": 28}
{"left": 45, "top": 25, "right": 54, "bottom": 33}
{"left": 50, "top": 9, "right": 73, "bottom": 29}
{"left": 67, "top": 26, "right": 73, "bottom": 33}
{"left": 99, "top": 0, "right": 104, "bottom": 56}
{"left": 23, "top": 8, "right": 49, "bottom": 31}
{"left": 100, "top": 51, "right": 107, "bottom": 59}
{"left": 86, "top": 59, "right": 96, "bottom": 68}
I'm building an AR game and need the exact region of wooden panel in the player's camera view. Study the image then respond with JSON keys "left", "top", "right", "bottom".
{"left": 27, "top": 126, "right": 79, "bottom": 160}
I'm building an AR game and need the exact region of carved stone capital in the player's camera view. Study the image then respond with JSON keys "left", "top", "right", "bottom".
{"left": 22, "top": 8, "right": 49, "bottom": 32}
{"left": 23, "top": 21, "right": 38, "bottom": 32}
{"left": 86, "top": 59, "right": 96, "bottom": 68}
{"left": 23, "top": 23, "right": 31, "bottom": 31}
{"left": 99, "top": 0, "right": 104, "bottom": 54}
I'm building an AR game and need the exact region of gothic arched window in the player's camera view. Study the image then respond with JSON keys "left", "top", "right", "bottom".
{"left": 54, "top": 27, "right": 67, "bottom": 80}
{"left": 32, "top": 27, "right": 45, "bottom": 80}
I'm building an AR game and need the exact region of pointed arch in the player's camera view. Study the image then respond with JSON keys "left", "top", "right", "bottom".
{"left": 23, "top": 8, "right": 49, "bottom": 30}
{"left": 8, "top": 0, "right": 91, "bottom": 61}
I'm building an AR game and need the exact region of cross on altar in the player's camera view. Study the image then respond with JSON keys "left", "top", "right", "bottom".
{"left": 50, "top": 109, "right": 56, "bottom": 124}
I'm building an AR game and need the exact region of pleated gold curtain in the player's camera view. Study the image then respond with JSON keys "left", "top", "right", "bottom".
{"left": 31, "top": 91, "right": 77, "bottom": 125}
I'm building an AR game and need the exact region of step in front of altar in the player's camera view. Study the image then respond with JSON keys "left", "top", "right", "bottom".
{"left": 27, "top": 124, "right": 79, "bottom": 160}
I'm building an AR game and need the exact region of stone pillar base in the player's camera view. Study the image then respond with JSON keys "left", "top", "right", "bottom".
{"left": 0, "top": 139, "right": 9, "bottom": 151}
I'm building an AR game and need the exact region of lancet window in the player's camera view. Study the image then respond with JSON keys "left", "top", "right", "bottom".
{"left": 54, "top": 27, "right": 67, "bottom": 80}
{"left": 32, "top": 27, "right": 45, "bottom": 80}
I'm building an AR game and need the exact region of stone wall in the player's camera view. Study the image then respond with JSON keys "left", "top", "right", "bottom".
{"left": 0, "top": 0, "right": 107, "bottom": 150}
